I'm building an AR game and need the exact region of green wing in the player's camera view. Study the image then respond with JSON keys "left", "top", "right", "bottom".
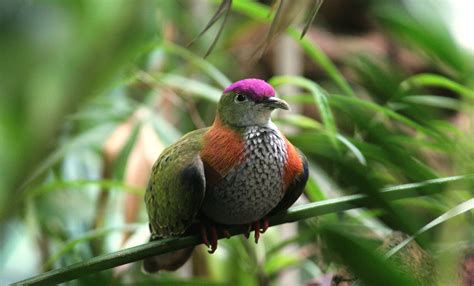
{"left": 145, "top": 128, "right": 208, "bottom": 238}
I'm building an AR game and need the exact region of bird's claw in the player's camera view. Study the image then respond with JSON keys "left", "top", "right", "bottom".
{"left": 199, "top": 223, "right": 218, "bottom": 253}
{"left": 260, "top": 217, "right": 269, "bottom": 233}
{"left": 244, "top": 217, "right": 269, "bottom": 244}
{"left": 199, "top": 222, "right": 231, "bottom": 253}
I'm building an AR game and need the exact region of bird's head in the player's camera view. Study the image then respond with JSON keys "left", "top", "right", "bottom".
{"left": 217, "top": 78, "right": 290, "bottom": 127}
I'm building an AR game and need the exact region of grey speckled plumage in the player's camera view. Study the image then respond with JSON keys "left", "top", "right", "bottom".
{"left": 201, "top": 124, "right": 288, "bottom": 224}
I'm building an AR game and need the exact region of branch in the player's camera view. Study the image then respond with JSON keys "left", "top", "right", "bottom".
{"left": 13, "top": 175, "right": 469, "bottom": 285}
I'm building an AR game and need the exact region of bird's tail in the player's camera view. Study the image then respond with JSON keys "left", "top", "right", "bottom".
{"left": 142, "top": 237, "right": 194, "bottom": 273}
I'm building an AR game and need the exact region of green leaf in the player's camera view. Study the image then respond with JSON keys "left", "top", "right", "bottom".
{"left": 21, "top": 123, "right": 117, "bottom": 191}
{"left": 162, "top": 42, "right": 231, "bottom": 88}
{"left": 274, "top": 114, "right": 322, "bottom": 130}
{"left": 149, "top": 111, "right": 182, "bottom": 146}
{"left": 27, "top": 179, "right": 144, "bottom": 198}
{"left": 374, "top": 4, "right": 467, "bottom": 74}
{"left": 305, "top": 173, "right": 326, "bottom": 202}
{"left": 385, "top": 198, "right": 474, "bottom": 258}
{"left": 321, "top": 225, "right": 417, "bottom": 286}
{"left": 112, "top": 123, "right": 141, "bottom": 180}
{"left": 401, "top": 95, "right": 461, "bottom": 110}
{"left": 270, "top": 75, "right": 339, "bottom": 148}
{"left": 154, "top": 73, "right": 221, "bottom": 102}
{"left": 264, "top": 253, "right": 301, "bottom": 276}
{"left": 288, "top": 29, "right": 356, "bottom": 97}
{"left": 400, "top": 73, "right": 474, "bottom": 100}
{"left": 44, "top": 224, "right": 142, "bottom": 270}
{"left": 300, "top": 0, "right": 323, "bottom": 39}
{"left": 188, "top": 0, "right": 232, "bottom": 58}
{"left": 329, "top": 94, "right": 445, "bottom": 143}
{"left": 382, "top": 175, "right": 474, "bottom": 193}
{"left": 336, "top": 134, "right": 367, "bottom": 166}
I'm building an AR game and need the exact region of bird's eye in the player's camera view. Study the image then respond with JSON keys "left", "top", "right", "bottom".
{"left": 234, "top": 93, "right": 248, "bottom": 103}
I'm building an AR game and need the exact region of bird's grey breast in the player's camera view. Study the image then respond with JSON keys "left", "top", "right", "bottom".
{"left": 202, "top": 125, "right": 288, "bottom": 225}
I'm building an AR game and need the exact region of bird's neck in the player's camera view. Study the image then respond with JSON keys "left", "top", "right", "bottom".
{"left": 212, "top": 115, "right": 277, "bottom": 137}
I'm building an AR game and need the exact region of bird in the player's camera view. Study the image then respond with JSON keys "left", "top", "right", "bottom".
{"left": 143, "top": 78, "right": 309, "bottom": 272}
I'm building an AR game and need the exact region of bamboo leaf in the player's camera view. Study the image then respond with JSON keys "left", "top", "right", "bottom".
{"left": 162, "top": 42, "right": 231, "bottom": 88}
{"left": 27, "top": 179, "right": 144, "bottom": 198}
{"left": 111, "top": 123, "right": 141, "bottom": 181}
{"left": 321, "top": 226, "right": 417, "bottom": 286}
{"left": 44, "top": 224, "right": 142, "bottom": 270}
{"left": 385, "top": 198, "right": 474, "bottom": 258}
{"left": 154, "top": 73, "right": 221, "bottom": 102}
{"left": 400, "top": 73, "right": 474, "bottom": 100}
{"left": 401, "top": 95, "right": 461, "bottom": 110}
{"left": 300, "top": 0, "right": 323, "bottom": 39}
{"left": 329, "top": 94, "right": 446, "bottom": 144}
{"left": 336, "top": 134, "right": 367, "bottom": 166}
{"left": 188, "top": 0, "right": 233, "bottom": 58}
{"left": 270, "top": 75, "right": 339, "bottom": 148}
{"left": 274, "top": 114, "right": 322, "bottom": 130}
{"left": 288, "top": 28, "right": 356, "bottom": 97}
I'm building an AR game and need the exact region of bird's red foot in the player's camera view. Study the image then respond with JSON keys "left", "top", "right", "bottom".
{"left": 244, "top": 217, "right": 270, "bottom": 244}
{"left": 199, "top": 223, "right": 218, "bottom": 253}
{"left": 199, "top": 222, "right": 231, "bottom": 253}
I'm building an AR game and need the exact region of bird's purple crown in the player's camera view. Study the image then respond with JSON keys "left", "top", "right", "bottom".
{"left": 224, "top": 79, "right": 275, "bottom": 101}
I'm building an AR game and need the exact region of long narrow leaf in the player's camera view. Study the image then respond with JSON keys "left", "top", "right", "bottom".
{"left": 154, "top": 73, "right": 221, "bottom": 102}
{"left": 300, "top": 0, "right": 323, "bottom": 39}
{"left": 28, "top": 179, "right": 144, "bottom": 197}
{"left": 269, "top": 75, "right": 339, "bottom": 148}
{"left": 188, "top": 0, "right": 233, "bottom": 58}
{"left": 401, "top": 73, "right": 474, "bottom": 100}
{"left": 336, "top": 134, "right": 367, "bottom": 166}
{"left": 162, "top": 42, "right": 231, "bottom": 88}
{"left": 44, "top": 224, "right": 142, "bottom": 269}
{"left": 329, "top": 94, "right": 446, "bottom": 144}
{"left": 385, "top": 198, "right": 474, "bottom": 258}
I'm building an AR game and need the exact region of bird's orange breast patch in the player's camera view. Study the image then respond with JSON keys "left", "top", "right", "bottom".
{"left": 283, "top": 138, "right": 303, "bottom": 188}
{"left": 200, "top": 119, "right": 244, "bottom": 180}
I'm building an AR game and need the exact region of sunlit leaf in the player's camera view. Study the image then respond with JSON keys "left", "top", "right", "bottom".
{"left": 401, "top": 73, "right": 474, "bottom": 100}
{"left": 401, "top": 95, "right": 461, "bottom": 110}
{"left": 274, "top": 114, "right": 322, "bottom": 130}
{"left": 162, "top": 42, "right": 231, "bottom": 88}
{"left": 27, "top": 179, "right": 144, "bottom": 198}
{"left": 154, "top": 73, "right": 221, "bottom": 102}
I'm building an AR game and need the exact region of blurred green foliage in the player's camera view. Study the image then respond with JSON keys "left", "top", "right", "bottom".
{"left": 1, "top": 0, "right": 473, "bottom": 285}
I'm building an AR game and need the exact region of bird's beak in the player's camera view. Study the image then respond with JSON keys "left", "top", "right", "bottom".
{"left": 258, "top": 97, "right": 290, "bottom": 110}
